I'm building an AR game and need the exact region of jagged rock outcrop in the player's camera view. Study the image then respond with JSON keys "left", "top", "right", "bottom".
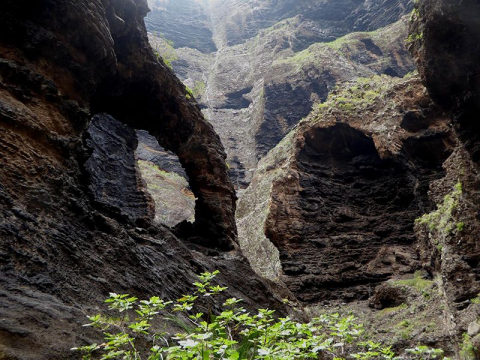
{"left": 237, "top": 74, "right": 470, "bottom": 350}
{"left": 147, "top": 1, "right": 415, "bottom": 188}
{"left": 409, "top": 0, "right": 480, "bottom": 162}
{"left": 0, "top": 0, "right": 289, "bottom": 358}
{"left": 407, "top": 0, "right": 480, "bottom": 351}
{"left": 0, "top": 0, "right": 237, "bottom": 249}
{"left": 237, "top": 0, "right": 480, "bottom": 352}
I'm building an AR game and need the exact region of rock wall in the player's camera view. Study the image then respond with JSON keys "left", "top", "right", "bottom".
{"left": 238, "top": 0, "right": 480, "bottom": 352}
{"left": 146, "top": 0, "right": 216, "bottom": 53}
{"left": 238, "top": 75, "right": 454, "bottom": 302}
{"left": 0, "top": 0, "right": 237, "bottom": 249}
{"left": 407, "top": 0, "right": 480, "bottom": 351}
{"left": 147, "top": 1, "right": 415, "bottom": 188}
{"left": 0, "top": 0, "right": 289, "bottom": 358}
{"left": 85, "top": 114, "right": 155, "bottom": 224}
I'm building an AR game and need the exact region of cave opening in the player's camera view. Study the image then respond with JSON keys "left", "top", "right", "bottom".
{"left": 269, "top": 123, "right": 451, "bottom": 303}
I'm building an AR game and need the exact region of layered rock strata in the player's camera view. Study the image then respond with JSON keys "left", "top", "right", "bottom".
{"left": 146, "top": 0, "right": 415, "bottom": 188}
{"left": 237, "top": 75, "right": 455, "bottom": 302}
{"left": 0, "top": 0, "right": 289, "bottom": 358}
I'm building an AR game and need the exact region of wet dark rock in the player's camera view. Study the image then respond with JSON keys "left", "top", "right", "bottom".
{"left": 0, "top": 0, "right": 289, "bottom": 358}
{"left": 85, "top": 114, "right": 155, "bottom": 224}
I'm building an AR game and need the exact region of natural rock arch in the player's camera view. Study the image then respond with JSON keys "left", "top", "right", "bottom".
{"left": 0, "top": 0, "right": 237, "bottom": 250}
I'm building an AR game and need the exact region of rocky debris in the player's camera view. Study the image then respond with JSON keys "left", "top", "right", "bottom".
{"left": 238, "top": 75, "right": 455, "bottom": 304}
{"left": 0, "top": 0, "right": 290, "bottom": 358}
{"left": 151, "top": 7, "right": 416, "bottom": 188}
{"left": 368, "top": 283, "right": 407, "bottom": 310}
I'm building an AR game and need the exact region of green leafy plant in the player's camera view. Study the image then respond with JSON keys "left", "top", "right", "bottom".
{"left": 185, "top": 86, "right": 194, "bottom": 100}
{"left": 460, "top": 333, "right": 477, "bottom": 360}
{"left": 415, "top": 182, "right": 463, "bottom": 234}
{"left": 72, "top": 271, "right": 449, "bottom": 359}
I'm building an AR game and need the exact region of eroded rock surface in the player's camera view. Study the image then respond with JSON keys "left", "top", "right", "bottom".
{"left": 86, "top": 114, "right": 155, "bottom": 224}
{"left": 0, "top": 0, "right": 289, "bottom": 358}
{"left": 238, "top": 75, "right": 454, "bottom": 302}
{"left": 407, "top": 0, "right": 480, "bottom": 351}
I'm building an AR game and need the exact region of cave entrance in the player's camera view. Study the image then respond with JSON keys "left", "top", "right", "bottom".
{"left": 270, "top": 123, "right": 451, "bottom": 303}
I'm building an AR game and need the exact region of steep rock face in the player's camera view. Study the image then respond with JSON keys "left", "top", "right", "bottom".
{"left": 0, "top": 0, "right": 237, "bottom": 249}
{"left": 146, "top": 0, "right": 216, "bottom": 53}
{"left": 409, "top": 0, "right": 480, "bottom": 162}
{"left": 148, "top": 1, "right": 415, "bottom": 188}
{"left": 0, "top": 0, "right": 289, "bottom": 358}
{"left": 86, "top": 114, "right": 155, "bottom": 224}
{"left": 237, "top": 75, "right": 455, "bottom": 302}
{"left": 407, "top": 0, "right": 480, "bottom": 350}
{"left": 207, "top": 0, "right": 413, "bottom": 48}
{"left": 257, "top": 17, "right": 414, "bottom": 157}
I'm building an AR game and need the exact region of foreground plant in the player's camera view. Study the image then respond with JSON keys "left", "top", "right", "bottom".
{"left": 72, "top": 271, "right": 448, "bottom": 359}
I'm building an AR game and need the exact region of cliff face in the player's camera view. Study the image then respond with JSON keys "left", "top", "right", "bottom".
{"left": 409, "top": 0, "right": 480, "bottom": 163}
{"left": 145, "top": 0, "right": 415, "bottom": 189}
{"left": 237, "top": 73, "right": 477, "bottom": 350}
{"left": 407, "top": 0, "right": 480, "bottom": 349}
{"left": 237, "top": 0, "right": 480, "bottom": 352}
{"left": 0, "top": 0, "right": 237, "bottom": 249}
{"left": 237, "top": 75, "right": 454, "bottom": 295}
{"left": 0, "top": 0, "right": 288, "bottom": 358}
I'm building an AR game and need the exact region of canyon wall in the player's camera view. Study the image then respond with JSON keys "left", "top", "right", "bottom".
{"left": 237, "top": 0, "right": 480, "bottom": 353}
{"left": 145, "top": 0, "right": 415, "bottom": 189}
{"left": 0, "top": 0, "right": 289, "bottom": 358}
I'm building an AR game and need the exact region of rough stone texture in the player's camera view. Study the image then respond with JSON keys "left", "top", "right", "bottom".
{"left": 407, "top": 1, "right": 480, "bottom": 353}
{"left": 148, "top": 4, "right": 415, "bottom": 188}
{"left": 86, "top": 114, "right": 155, "bottom": 224}
{"left": 0, "top": 0, "right": 237, "bottom": 249}
{"left": 146, "top": 0, "right": 217, "bottom": 53}
{"left": 409, "top": 0, "right": 480, "bottom": 162}
{"left": 0, "top": 0, "right": 290, "bottom": 358}
{"left": 137, "top": 159, "right": 196, "bottom": 227}
{"left": 207, "top": 0, "right": 413, "bottom": 49}
{"left": 238, "top": 75, "right": 455, "bottom": 303}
